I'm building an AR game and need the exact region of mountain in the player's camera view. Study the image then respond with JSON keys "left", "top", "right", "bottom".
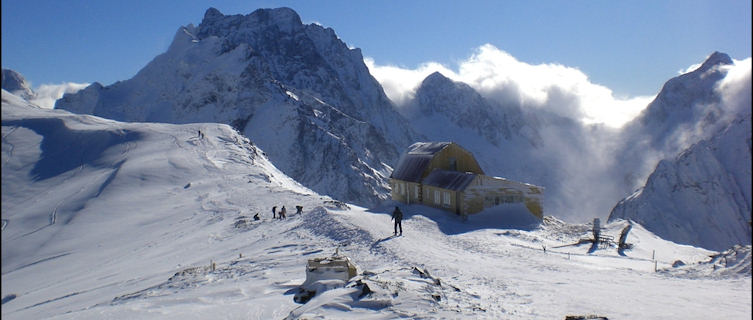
{"left": 619, "top": 52, "right": 739, "bottom": 189}
{"left": 609, "top": 112, "right": 752, "bottom": 251}
{"left": 405, "top": 71, "right": 629, "bottom": 222}
{"left": 409, "top": 72, "right": 538, "bottom": 147}
{"left": 3, "top": 89, "right": 750, "bottom": 319}
{"left": 631, "top": 51, "right": 733, "bottom": 148}
{"left": 2, "top": 69, "right": 35, "bottom": 101}
{"left": 55, "top": 7, "right": 416, "bottom": 207}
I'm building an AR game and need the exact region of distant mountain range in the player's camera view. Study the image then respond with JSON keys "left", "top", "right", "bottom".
{"left": 6, "top": 7, "right": 747, "bottom": 251}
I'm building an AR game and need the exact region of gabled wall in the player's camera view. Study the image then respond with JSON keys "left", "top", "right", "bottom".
{"left": 427, "top": 143, "right": 484, "bottom": 175}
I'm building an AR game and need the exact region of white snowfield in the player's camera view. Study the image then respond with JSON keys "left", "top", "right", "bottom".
{"left": 2, "top": 90, "right": 750, "bottom": 319}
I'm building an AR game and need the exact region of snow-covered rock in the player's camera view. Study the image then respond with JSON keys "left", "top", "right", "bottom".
{"left": 409, "top": 72, "right": 536, "bottom": 147}
{"left": 631, "top": 51, "right": 733, "bottom": 149}
{"left": 55, "top": 7, "right": 416, "bottom": 207}
{"left": 618, "top": 52, "right": 741, "bottom": 189}
{"left": 609, "top": 113, "right": 752, "bottom": 251}
{"left": 2, "top": 69, "right": 35, "bottom": 101}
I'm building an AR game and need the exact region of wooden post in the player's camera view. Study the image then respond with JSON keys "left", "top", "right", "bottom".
{"left": 654, "top": 260, "right": 657, "bottom": 272}
{"left": 652, "top": 250, "right": 655, "bottom": 260}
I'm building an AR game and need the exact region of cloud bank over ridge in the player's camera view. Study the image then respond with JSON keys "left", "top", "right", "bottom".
{"left": 366, "top": 44, "right": 655, "bottom": 128}
{"left": 31, "top": 82, "right": 89, "bottom": 109}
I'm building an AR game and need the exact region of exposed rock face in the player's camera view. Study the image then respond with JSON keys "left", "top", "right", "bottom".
{"left": 56, "top": 7, "right": 417, "bottom": 207}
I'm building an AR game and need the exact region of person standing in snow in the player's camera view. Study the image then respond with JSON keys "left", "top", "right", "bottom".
{"left": 391, "top": 206, "right": 403, "bottom": 235}
{"left": 280, "top": 206, "right": 287, "bottom": 219}
{"left": 296, "top": 205, "right": 303, "bottom": 215}
{"left": 272, "top": 206, "right": 277, "bottom": 219}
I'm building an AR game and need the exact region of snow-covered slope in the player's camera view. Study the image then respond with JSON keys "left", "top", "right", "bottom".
{"left": 55, "top": 7, "right": 416, "bottom": 207}
{"left": 609, "top": 112, "right": 752, "bottom": 251}
{"left": 4, "top": 89, "right": 749, "bottom": 319}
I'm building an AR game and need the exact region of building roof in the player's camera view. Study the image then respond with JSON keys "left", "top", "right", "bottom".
{"left": 422, "top": 169, "right": 477, "bottom": 191}
{"left": 389, "top": 142, "right": 452, "bottom": 182}
{"left": 390, "top": 154, "right": 432, "bottom": 182}
{"left": 405, "top": 142, "right": 452, "bottom": 155}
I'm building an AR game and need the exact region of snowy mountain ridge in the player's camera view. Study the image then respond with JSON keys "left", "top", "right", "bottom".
{"left": 40, "top": 6, "right": 753, "bottom": 251}
{"left": 2, "top": 89, "right": 750, "bottom": 318}
{"left": 55, "top": 7, "right": 417, "bottom": 208}
{"left": 609, "top": 111, "right": 752, "bottom": 251}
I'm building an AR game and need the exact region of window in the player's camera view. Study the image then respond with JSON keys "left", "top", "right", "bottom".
{"left": 443, "top": 191, "right": 451, "bottom": 207}
{"left": 434, "top": 190, "right": 441, "bottom": 205}
{"left": 414, "top": 185, "right": 419, "bottom": 199}
{"left": 448, "top": 157, "right": 457, "bottom": 171}
{"left": 400, "top": 183, "right": 405, "bottom": 195}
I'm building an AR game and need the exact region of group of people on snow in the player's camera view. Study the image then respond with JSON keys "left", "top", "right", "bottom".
{"left": 271, "top": 205, "right": 304, "bottom": 220}
{"left": 265, "top": 204, "right": 404, "bottom": 236}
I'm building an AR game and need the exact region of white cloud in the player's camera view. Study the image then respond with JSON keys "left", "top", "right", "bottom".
{"left": 364, "top": 57, "right": 454, "bottom": 106}
{"left": 30, "top": 82, "right": 89, "bottom": 109}
{"left": 678, "top": 62, "right": 703, "bottom": 75}
{"left": 366, "top": 44, "right": 654, "bottom": 128}
{"left": 716, "top": 57, "right": 752, "bottom": 116}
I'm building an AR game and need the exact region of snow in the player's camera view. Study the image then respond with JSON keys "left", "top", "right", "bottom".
{"left": 610, "top": 112, "right": 752, "bottom": 251}
{"left": 54, "top": 7, "right": 416, "bottom": 208}
{"left": 2, "top": 90, "right": 750, "bottom": 319}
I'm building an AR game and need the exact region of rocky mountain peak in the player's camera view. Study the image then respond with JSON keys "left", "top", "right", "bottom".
{"left": 1, "top": 69, "right": 34, "bottom": 100}
{"left": 203, "top": 7, "right": 224, "bottom": 21}
{"left": 626, "top": 51, "right": 736, "bottom": 153}
{"left": 197, "top": 7, "right": 304, "bottom": 39}
{"left": 417, "top": 72, "right": 477, "bottom": 102}
{"left": 422, "top": 71, "right": 452, "bottom": 86}
{"left": 696, "top": 51, "right": 733, "bottom": 73}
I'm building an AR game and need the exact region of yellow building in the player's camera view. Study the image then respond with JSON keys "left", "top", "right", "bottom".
{"left": 389, "top": 142, "right": 543, "bottom": 219}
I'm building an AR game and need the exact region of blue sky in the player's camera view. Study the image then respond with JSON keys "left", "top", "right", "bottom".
{"left": 2, "top": 0, "right": 751, "bottom": 97}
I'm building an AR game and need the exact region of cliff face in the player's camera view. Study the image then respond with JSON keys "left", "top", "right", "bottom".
{"left": 610, "top": 113, "right": 752, "bottom": 251}
{"left": 56, "top": 7, "right": 417, "bottom": 207}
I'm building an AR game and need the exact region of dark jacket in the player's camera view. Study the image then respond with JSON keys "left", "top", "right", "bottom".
{"left": 392, "top": 207, "right": 403, "bottom": 221}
